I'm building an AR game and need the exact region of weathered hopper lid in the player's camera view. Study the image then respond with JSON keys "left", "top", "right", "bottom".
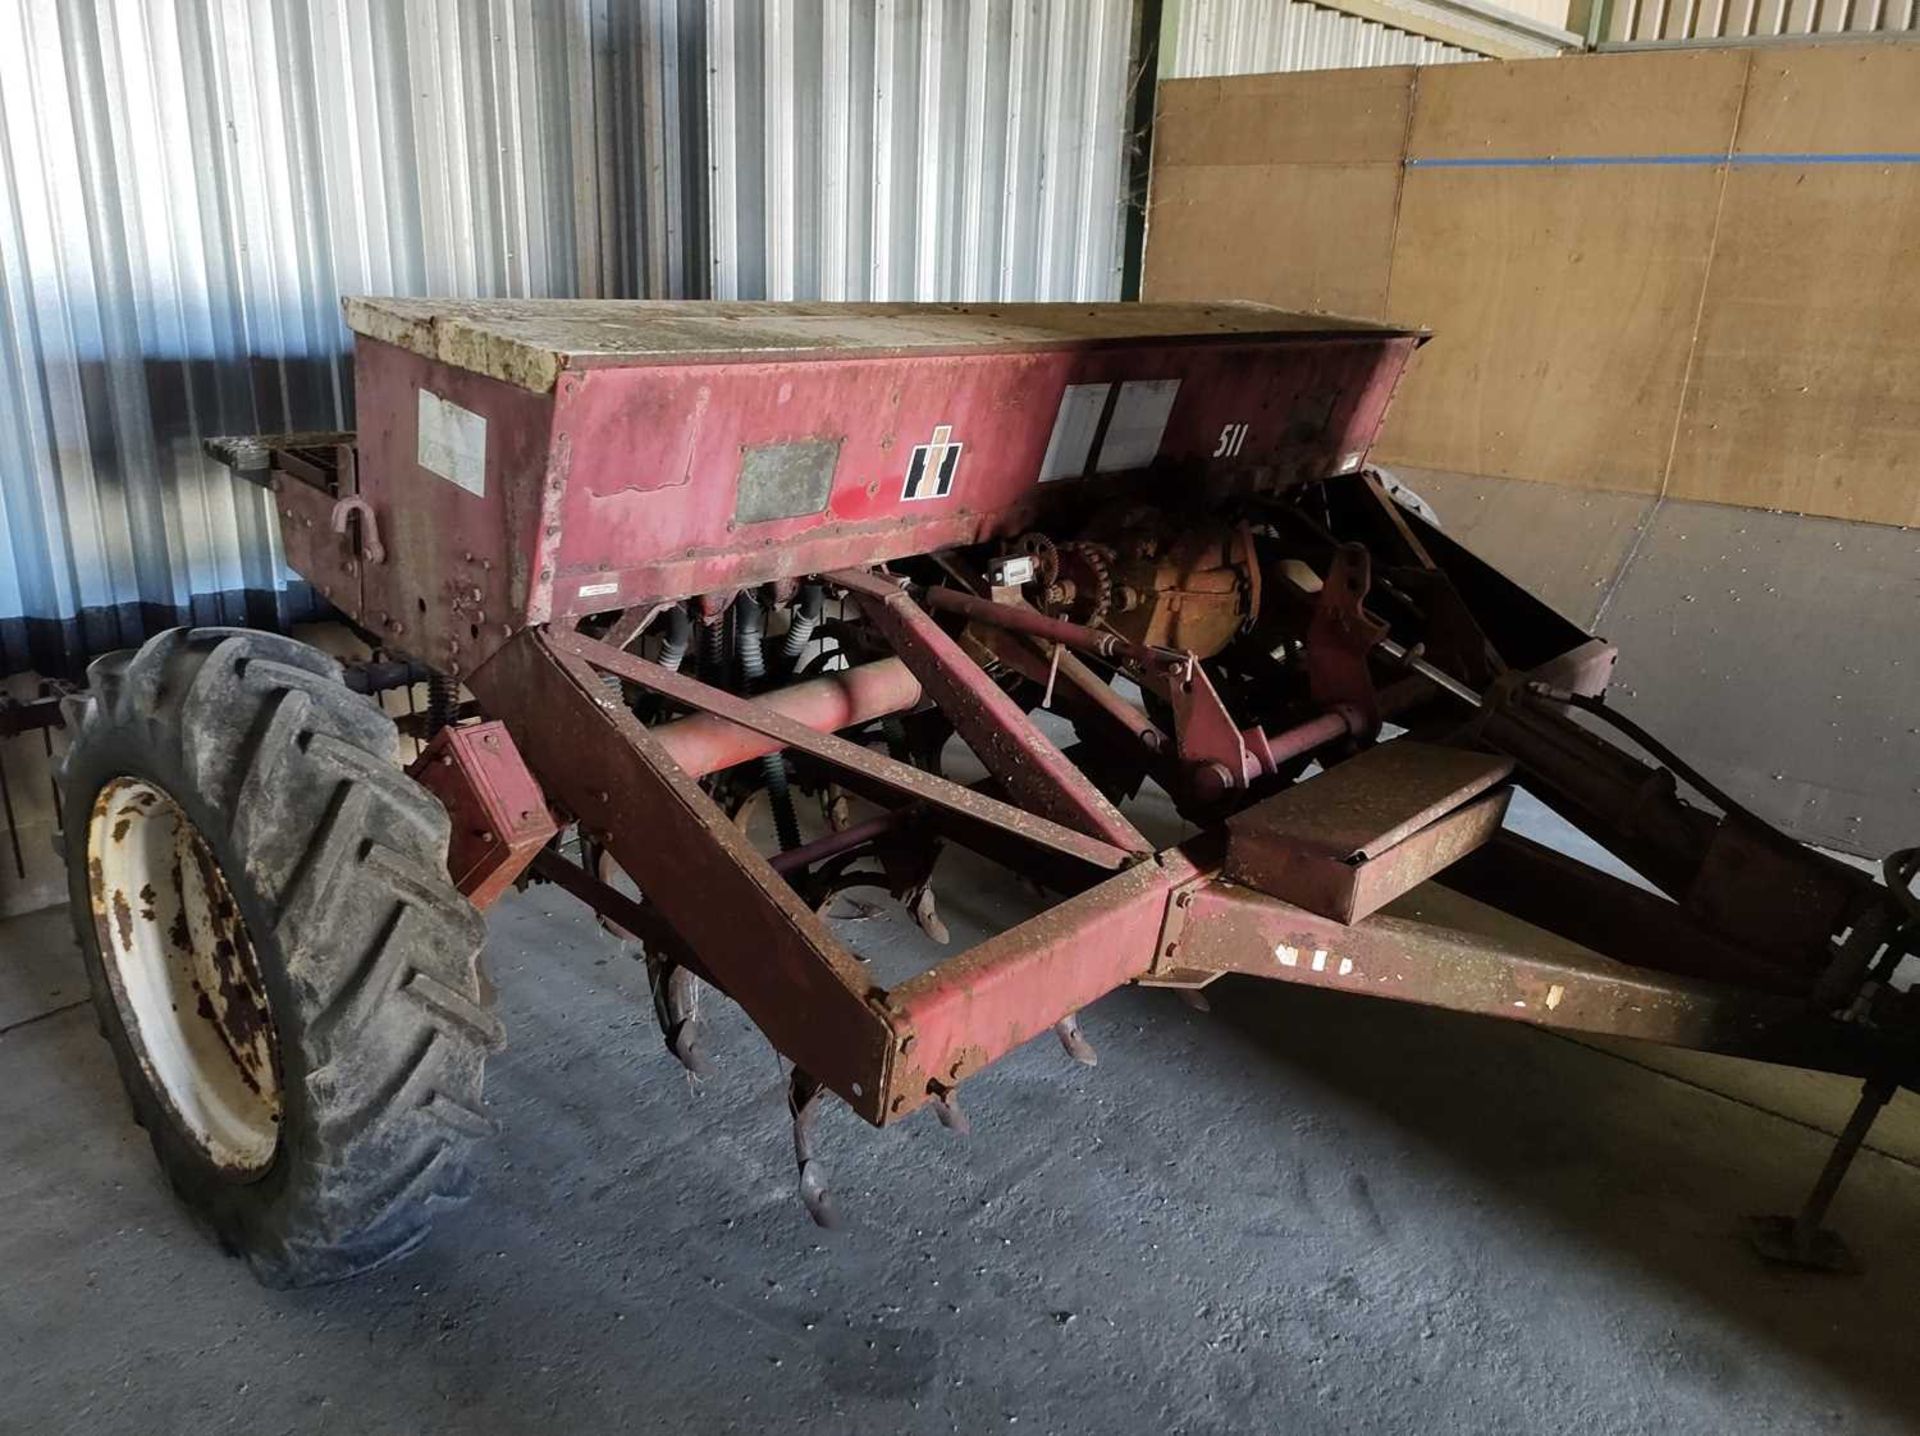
{"left": 343, "top": 297, "right": 1426, "bottom": 394}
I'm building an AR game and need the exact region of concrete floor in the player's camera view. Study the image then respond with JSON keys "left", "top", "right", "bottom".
{"left": 6, "top": 837, "right": 1920, "bottom": 1435}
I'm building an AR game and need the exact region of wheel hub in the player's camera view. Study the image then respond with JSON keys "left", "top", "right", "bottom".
{"left": 86, "top": 776, "right": 281, "bottom": 1176}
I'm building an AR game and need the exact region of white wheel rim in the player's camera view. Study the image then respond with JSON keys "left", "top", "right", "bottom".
{"left": 87, "top": 776, "right": 282, "bottom": 1176}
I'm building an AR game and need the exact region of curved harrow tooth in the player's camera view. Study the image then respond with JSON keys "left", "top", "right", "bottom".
{"left": 930, "top": 1087, "right": 970, "bottom": 1136}
{"left": 910, "top": 884, "right": 950, "bottom": 945}
{"left": 649, "top": 961, "right": 707, "bottom": 1077}
{"left": 1054, "top": 1012, "right": 1099, "bottom": 1068}
{"left": 788, "top": 1067, "right": 839, "bottom": 1229}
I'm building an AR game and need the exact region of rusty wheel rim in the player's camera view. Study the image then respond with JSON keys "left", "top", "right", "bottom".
{"left": 87, "top": 776, "right": 282, "bottom": 1177}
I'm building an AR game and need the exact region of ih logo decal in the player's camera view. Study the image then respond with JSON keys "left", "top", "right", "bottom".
{"left": 902, "top": 424, "right": 962, "bottom": 502}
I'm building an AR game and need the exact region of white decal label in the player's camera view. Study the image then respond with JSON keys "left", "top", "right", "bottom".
{"left": 902, "top": 424, "right": 962, "bottom": 501}
{"left": 1214, "top": 422, "right": 1251, "bottom": 459}
{"left": 418, "top": 388, "right": 487, "bottom": 496}
{"left": 1095, "top": 379, "right": 1181, "bottom": 473}
{"left": 577, "top": 581, "right": 620, "bottom": 600}
{"left": 1039, "top": 383, "right": 1112, "bottom": 481}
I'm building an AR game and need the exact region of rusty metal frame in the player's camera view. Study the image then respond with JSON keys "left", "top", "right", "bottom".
{"left": 470, "top": 623, "right": 1174, "bottom": 1124}
{"left": 470, "top": 627, "right": 901, "bottom": 1121}
{"left": 1159, "top": 870, "right": 1920, "bottom": 1085}
{"left": 472, "top": 611, "right": 1920, "bottom": 1138}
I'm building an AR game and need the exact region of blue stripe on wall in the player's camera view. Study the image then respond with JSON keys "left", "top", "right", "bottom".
{"left": 1406, "top": 152, "right": 1920, "bottom": 169}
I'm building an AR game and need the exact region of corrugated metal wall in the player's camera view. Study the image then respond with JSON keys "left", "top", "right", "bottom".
{"left": 706, "top": 0, "right": 1133, "bottom": 302}
{"left": 1, "top": 0, "right": 1541, "bottom": 683}
{"left": 0, "top": 0, "right": 1141, "bottom": 679}
{"left": 1166, "top": 0, "right": 1483, "bottom": 74}
{"left": 1603, "top": 0, "right": 1918, "bottom": 43}
{"left": 0, "top": 0, "right": 700, "bottom": 678}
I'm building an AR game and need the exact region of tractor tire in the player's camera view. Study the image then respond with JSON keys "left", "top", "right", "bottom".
{"left": 57, "top": 627, "right": 499, "bottom": 1287}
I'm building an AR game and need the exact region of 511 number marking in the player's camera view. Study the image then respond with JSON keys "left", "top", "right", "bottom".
{"left": 1213, "top": 422, "right": 1251, "bottom": 458}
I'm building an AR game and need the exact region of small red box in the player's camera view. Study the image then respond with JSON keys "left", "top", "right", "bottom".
{"left": 408, "top": 720, "right": 559, "bottom": 909}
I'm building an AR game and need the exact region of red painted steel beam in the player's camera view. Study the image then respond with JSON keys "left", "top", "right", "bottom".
{"left": 468, "top": 628, "right": 899, "bottom": 1120}
{"left": 830, "top": 568, "right": 1153, "bottom": 855}
{"left": 1162, "top": 876, "right": 1905, "bottom": 1077}
{"left": 879, "top": 853, "right": 1195, "bottom": 1118}
{"left": 1443, "top": 831, "right": 1813, "bottom": 997}
{"left": 810, "top": 762, "right": 1126, "bottom": 896}
{"left": 555, "top": 629, "right": 1131, "bottom": 872}
{"left": 650, "top": 656, "right": 923, "bottom": 778}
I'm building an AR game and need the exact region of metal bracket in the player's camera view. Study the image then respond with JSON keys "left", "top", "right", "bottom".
{"left": 330, "top": 494, "right": 386, "bottom": 565}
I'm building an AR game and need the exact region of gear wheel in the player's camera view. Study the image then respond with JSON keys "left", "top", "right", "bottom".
{"left": 1011, "top": 532, "right": 1060, "bottom": 589}
{"left": 1055, "top": 541, "right": 1117, "bottom": 628}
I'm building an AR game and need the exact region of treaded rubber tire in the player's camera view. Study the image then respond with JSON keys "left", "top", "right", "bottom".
{"left": 57, "top": 627, "right": 499, "bottom": 1287}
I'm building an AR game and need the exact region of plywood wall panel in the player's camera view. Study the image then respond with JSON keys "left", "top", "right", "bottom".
{"left": 1665, "top": 47, "right": 1920, "bottom": 527}
{"left": 1154, "top": 68, "right": 1417, "bottom": 168}
{"left": 1144, "top": 164, "right": 1403, "bottom": 315}
{"left": 1375, "top": 49, "right": 1747, "bottom": 491}
{"left": 1143, "top": 68, "right": 1414, "bottom": 317}
{"left": 1667, "top": 167, "right": 1920, "bottom": 527}
{"left": 1375, "top": 165, "right": 1723, "bottom": 491}
{"left": 1406, "top": 50, "right": 1748, "bottom": 159}
{"left": 1730, "top": 43, "right": 1920, "bottom": 153}
{"left": 1144, "top": 41, "right": 1920, "bottom": 525}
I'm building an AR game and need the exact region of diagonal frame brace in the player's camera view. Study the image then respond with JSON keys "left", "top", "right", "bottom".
{"left": 828, "top": 568, "right": 1152, "bottom": 855}
{"left": 552, "top": 628, "right": 1131, "bottom": 873}
{"left": 469, "top": 627, "right": 900, "bottom": 1120}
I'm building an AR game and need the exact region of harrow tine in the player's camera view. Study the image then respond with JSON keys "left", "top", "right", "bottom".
{"left": 1054, "top": 1012, "right": 1099, "bottom": 1067}
{"left": 648, "top": 959, "right": 708, "bottom": 1078}
{"left": 929, "top": 1086, "right": 970, "bottom": 1136}
{"left": 788, "top": 1068, "right": 838, "bottom": 1229}
{"left": 909, "top": 883, "right": 950, "bottom": 944}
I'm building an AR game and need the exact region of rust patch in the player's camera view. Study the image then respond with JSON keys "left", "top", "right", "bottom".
{"left": 111, "top": 815, "right": 133, "bottom": 844}
{"left": 190, "top": 844, "right": 238, "bottom": 925}
{"left": 110, "top": 889, "right": 134, "bottom": 949}
{"left": 185, "top": 832, "right": 278, "bottom": 1097}
{"left": 191, "top": 974, "right": 267, "bottom": 1099}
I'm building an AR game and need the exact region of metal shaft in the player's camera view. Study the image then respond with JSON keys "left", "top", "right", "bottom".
{"left": 920, "top": 584, "right": 1178, "bottom": 673}
{"left": 1793, "top": 1076, "right": 1894, "bottom": 1248}
{"left": 650, "top": 658, "right": 924, "bottom": 779}
{"left": 1377, "top": 636, "right": 1483, "bottom": 708}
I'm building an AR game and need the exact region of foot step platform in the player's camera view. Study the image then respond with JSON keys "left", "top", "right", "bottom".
{"left": 1224, "top": 741, "right": 1514, "bottom": 923}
